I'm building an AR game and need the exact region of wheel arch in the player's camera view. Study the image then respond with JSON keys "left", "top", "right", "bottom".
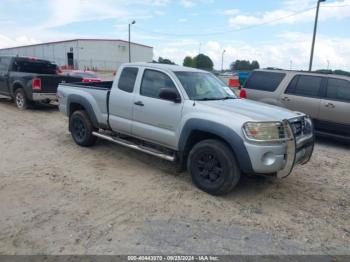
{"left": 11, "top": 81, "right": 26, "bottom": 97}
{"left": 67, "top": 94, "right": 99, "bottom": 130}
{"left": 178, "top": 119, "right": 254, "bottom": 174}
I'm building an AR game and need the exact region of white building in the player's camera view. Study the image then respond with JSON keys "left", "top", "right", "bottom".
{"left": 0, "top": 39, "right": 153, "bottom": 71}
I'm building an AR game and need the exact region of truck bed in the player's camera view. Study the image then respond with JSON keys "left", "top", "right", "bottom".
{"left": 6, "top": 71, "right": 83, "bottom": 96}
{"left": 58, "top": 81, "right": 113, "bottom": 127}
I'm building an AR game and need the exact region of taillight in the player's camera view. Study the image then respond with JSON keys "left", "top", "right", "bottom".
{"left": 32, "top": 78, "right": 41, "bottom": 90}
{"left": 239, "top": 89, "right": 247, "bottom": 99}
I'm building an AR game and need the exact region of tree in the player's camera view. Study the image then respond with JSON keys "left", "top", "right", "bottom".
{"left": 183, "top": 56, "right": 195, "bottom": 67}
{"left": 316, "top": 69, "right": 350, "bottom": 77}
{"left": 230, "top": 60, "right": 260, "bottom": 71}
{"left": 251, "top": 60, "right": 260, "bottom": 70}
{"left": 157, "top": 57, "right": 176, "bottom": 65}
{"left": 315, "top": 69, "right": 333, "bottom": 74}
{"left": 193, "top": 54, "right": 213, "bottom": 71}
{"left": 333, "top": 69, "right": 350, "bottom": 77}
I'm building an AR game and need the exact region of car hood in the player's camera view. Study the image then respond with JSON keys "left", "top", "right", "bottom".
{"left": 196, "top": 98, "right": 302, "bottom": 122}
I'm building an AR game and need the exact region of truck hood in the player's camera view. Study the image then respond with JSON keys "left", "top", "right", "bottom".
{"left": 197, "top": 98, "right": 302, "bottom": 122}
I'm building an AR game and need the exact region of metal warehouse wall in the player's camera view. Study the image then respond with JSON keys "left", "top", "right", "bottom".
{"left": 76, "top": 40, "right": 153, "bottom": 70}
{"left": 0, "top": 40, "right": 77, "bottom": 66}
{"left": 0, "top": 40, "right": 153, "bottom": 71}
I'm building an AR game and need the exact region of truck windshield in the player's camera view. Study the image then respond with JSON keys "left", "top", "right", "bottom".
{"left": 174, "top": 71, "right": 236, "bottom": 100}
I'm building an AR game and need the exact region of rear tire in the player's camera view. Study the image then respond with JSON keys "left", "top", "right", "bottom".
{"left": 187, "top": 139, "right": 241, "bottom": 195}
{"left": 14, "top": 89, "right": 28, "bottom": 110}
{"left": 70, "top": 110, "right": 97, "bottom": 147}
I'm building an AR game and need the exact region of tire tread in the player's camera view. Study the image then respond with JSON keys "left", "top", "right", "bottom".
{"left": 188, "top": 139, "right": 240, "bottom": 195}
{"left": 70, "top": 110, "right": 97, "bottom": 147}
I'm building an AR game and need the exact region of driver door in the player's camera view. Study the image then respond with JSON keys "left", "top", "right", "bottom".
{"left": 132, "top": 68, "right": 183, "bottom": 149}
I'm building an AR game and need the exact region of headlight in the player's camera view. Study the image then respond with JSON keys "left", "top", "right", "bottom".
{"left": 243, "top": 122, "right": 286, "bottom": 141}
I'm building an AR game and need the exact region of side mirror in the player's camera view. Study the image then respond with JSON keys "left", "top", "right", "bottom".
{"left": 159, "top": 88, "right": 181, "bottom": 103}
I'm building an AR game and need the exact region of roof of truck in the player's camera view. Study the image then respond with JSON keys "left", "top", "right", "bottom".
{"left": 123, "top": 62, "right": 208, "bottom": 73}
{"left": 255, "top": 68, "right": 350, "bottom": 80}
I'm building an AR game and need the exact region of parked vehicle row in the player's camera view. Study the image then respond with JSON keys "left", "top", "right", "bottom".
{"left": 0, "top": 56, "right": 320, "bottom": 195}
{"left": 241, "top": 69, "right": 350, "bottom": 140}
{"left": 0, "top": 56, "right": 81, "bottom": 109}
{"left": 57, "top": 63, "right": 314, "bottom": 195}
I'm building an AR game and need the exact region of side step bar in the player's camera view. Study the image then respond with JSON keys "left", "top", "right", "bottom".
{"left": 92, "top": 131, "right": 175, "bottom": 162}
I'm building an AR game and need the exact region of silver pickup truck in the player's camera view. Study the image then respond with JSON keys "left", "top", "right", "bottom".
{"left": 57, "top": 63, "right": 314, "bottom": 195}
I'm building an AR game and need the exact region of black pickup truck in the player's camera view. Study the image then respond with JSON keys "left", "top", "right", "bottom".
{"left": 0, "top": 56, "right": 82, "bottom": 109}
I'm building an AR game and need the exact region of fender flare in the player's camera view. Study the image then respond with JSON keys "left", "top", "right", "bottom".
{"left": 178, "top": 119, "right": 254, "bottom": 174}
{"left": 67, "top": 94, "right": 99, "bottom": 129}
{"left": 11, "top": 80, "right": 27, "bottom": 97}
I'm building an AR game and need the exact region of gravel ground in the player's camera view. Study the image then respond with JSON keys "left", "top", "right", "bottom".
{"left": 0, "top": 98, "right": 349, "bottom": 255}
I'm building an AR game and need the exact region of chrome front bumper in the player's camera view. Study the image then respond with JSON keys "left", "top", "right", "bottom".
{"left": 277, "top": 118, "right": 314, "bottom": 178}
{"left": 244, "top": 118, "right": 314, "bottom": 178}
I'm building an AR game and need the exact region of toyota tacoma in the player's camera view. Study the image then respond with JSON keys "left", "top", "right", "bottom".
{"left": 57, "top": 63, "right": 314, "bottom": 195}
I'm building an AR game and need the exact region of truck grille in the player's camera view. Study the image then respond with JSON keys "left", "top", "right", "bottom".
{"left": 290, "top": 119, "right": 305, "bottom": 137}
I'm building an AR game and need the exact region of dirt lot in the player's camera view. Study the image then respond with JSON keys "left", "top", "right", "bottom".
{"left": 0, "top": 98, "right": 349, "bottom": 255}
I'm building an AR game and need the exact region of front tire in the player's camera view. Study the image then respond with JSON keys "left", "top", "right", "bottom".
{"left": 188, "top": 139, "right": 241, "bottom": 195}
{"left": 14, "top": 89, "right": 28, "bottom": 110}
{"left": 70, "top": 110, "right": 97, "bottom": 147}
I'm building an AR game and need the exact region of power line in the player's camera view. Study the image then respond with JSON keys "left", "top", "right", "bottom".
{"left": 321, "top": 4, "right": 350, "bottom": 7}
{"left": 133, "top": 6, "right": 317, "bottom": 37}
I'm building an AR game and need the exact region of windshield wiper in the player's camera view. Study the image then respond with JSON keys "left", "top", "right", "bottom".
{"left": 195, "top": 97, "right": 220, "bottom": 101}
{"left": 195, "top": 96, "right": 235, "bottom": 101}
{"left": 220, "top": 96, "right": 236, "bottom": 100}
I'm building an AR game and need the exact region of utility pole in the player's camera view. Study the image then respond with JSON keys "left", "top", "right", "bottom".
{"left": 128, "top": 20, "right": 136, "bottom": 63}
{"left": 221, "top": 49, "right": 226, "bottom": 72}
{"left": 309, "top": 0, "right": 326, "bottom": 71}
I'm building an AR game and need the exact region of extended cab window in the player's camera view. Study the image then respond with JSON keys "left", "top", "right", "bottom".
{"left": 140, "top": 69, "right": 177, "bottom": 99}
{"left": 118, "top": 67, "right": 138, "bottom": 93}
{"left": 286, "top": 75, "right": 322, "bottom": 97}
{"left": 326, "top": 78, "right": 350, "bottom": 102}
{"left": 0, "top": 57, "right": 11, "bottom": 71}
{"left": 245, "top": 71, "right": 285, "bottom": 92}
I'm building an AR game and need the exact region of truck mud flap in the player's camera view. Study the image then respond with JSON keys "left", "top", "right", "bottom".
{"left": 277, "top": 120, "right": 296, "bottom": 179}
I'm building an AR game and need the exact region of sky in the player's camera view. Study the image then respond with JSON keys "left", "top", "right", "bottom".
{"left": 1, "top": 0, "right": 350, "bottom": 70}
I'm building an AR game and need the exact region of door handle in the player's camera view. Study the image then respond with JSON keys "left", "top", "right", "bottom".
{"left": 134, "top": 101, "right": 144, "bottom": 106}
{"left": 325, "top": 103, "right": 335, "bottom": 108}
{"left": 281, "top": 96, "right": 290, "bottom": 102}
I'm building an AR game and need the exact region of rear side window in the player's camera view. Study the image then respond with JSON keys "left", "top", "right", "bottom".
{"left": 286, "top": 75, "right": 322, "bottom": 97}
{"left": 245, "top": 71, "right": 285, "bottom": 92}
{"left": 140, "top": 69, "right": 177, "bottom": 99}
{"left": 0, "top": 57, "right": 11, "bottom": 71}
{"left": 118, "top": 67, "right": 138, "bottom": 93}
{"left": 12, "top": 58, "right": 58, "bottom": 74}
{"left": 326, "top": 78, "right": 350, "bottom": 102}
